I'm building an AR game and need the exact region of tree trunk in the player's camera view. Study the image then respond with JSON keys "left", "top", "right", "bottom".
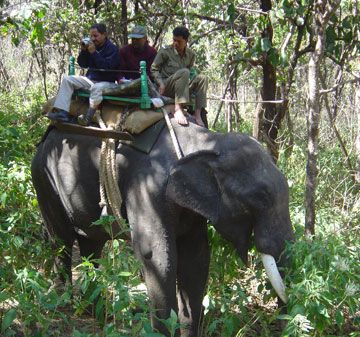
{"left": 120, "top": 0, "right": 128, "bottom": 45}
{"left": 253, "top": 102, "right": 264, "bottom": 140}
{"left": 355, "top": 84, "right": 360, "bottom": 187}
{"left": 305, "top": 0, "right": 341, "bottom": 237}
{"left": 227, "top": 102, "right": 232, "bottom": 133}
{"left": 259, "top": 0, "right": 279, "bottom": 161}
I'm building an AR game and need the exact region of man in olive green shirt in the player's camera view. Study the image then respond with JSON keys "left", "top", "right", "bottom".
{"left": 150, "top": 26, "right": 208, "bottom": 126}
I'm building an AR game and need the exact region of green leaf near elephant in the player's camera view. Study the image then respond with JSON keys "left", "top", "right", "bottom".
{"left": 281, "top": 0, "right": 291, "bottom": 8}
{"left": 269, "top": 48, "right": 280, "bottom": 67}
{"left": 261, "top": 37, "right": 271, "bottom": 52}
{"left": 1, "top": 308, "right": 17, "bottom": 332}
{"left": 227, "top": 4, "right": 235, "bottom": 24}
{"left": 13, "top": 236, "right": 24, "bottom": 248}
{"left": 342, "top": 17, "right": 352, "bottom": 29}
{"left": 343, "top": 31, "right": 353, "bottom": 43}
{"left": 296, "top": 4, "right": 306, "bottom": 16}
{"left": 335, "top": 310, "right": 344, "bottom": 328}
{"left": 330, "top": 13, "right": 339, "bottom": 24}
{"left": 11, "top": 36, "right": 20, "bottom": 46}
{"left": 118, "top": 271, "right": 132, "bottom": 277}
{"left": 251, "top": 39, "right": 261, "bottom": 56}
{"left": 290, "top": 304, "right": 306, "bottom": 316}
{"left": 326, "top": 26, "right": 337, "bottom": 44}
{"left": 36, "top": 8, "right": 47, "bottom": 19}
{"left": 280, "top": 49, "right": 289, "bottom": 67}
{"left": 1, "top": 192, "right": 7, "bottom": 207}
{"left": 170, "top": 309, "right": 178, "bottom": 324}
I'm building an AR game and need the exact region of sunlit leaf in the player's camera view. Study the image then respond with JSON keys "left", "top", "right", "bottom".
{"left": 261, "top": 37, "right": 271, "bottom": 52}
{"left": 1, "top": 308, "right": 17, "bottom": 332}
{"left": 280, "top": 49, "right": 289, "bottom": 67}
{"left": 227, "top": 4, "right": 235, "bottom": 24}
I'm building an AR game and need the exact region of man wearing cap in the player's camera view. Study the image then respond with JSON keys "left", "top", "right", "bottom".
{"left": 150, "top": 26, "right": 208, "bottom": 127}
{"left": 118, "top": 25, "right": 157, "bottom": 82}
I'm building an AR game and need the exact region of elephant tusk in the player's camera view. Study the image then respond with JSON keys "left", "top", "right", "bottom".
{"left": 261, "top": 253, "right": 287, "bottom": 304}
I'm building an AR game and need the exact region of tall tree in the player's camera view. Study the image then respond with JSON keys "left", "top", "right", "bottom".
{"left": 305, "top": 0, "right": 341, "bottom": 237}
{"left": 356, "top": 85, "right": 360, "bottom": 187}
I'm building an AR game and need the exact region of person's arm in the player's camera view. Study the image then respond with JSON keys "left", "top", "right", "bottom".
{"left": 189, "top": 52, "right": 195, "bottom": 69}
{"left": 150, "top": 48, "right": 167, "bottom": 87}
{"left": 88, "top": 41, "right": 120, "bottom": 70}
{"left": 146, "top": 48, "right": 157, "bottom": 79}
{"left": 77, "top": 51, "right": 89, "bottom": 68}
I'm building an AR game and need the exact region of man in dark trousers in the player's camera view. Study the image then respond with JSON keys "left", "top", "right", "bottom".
{"left": 46, "top": 23, "right": 120, "bottom": 125}
{"left": 118, "top": 25, "right": 157, "bottom": 82}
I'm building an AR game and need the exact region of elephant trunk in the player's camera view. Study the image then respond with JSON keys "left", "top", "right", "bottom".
{"left": 261, "top": 253, "right": 287, "bottom": 304}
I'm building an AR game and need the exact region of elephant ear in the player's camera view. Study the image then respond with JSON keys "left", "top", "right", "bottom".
{"left": 166, "top": 150, "right": 220, "bottom": 224}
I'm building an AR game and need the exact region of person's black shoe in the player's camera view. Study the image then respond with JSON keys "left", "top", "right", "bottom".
{"left": 46, "top": 110, "right": 70, "bottom": 122}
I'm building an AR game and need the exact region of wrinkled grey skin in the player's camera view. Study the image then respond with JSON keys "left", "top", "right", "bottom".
{"left": 31, "top": 120, "right": 294, "bottom": 337}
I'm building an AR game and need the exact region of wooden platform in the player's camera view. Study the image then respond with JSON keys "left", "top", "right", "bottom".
{"left": 53, "top": 121, "right": 134, "bottom": 141}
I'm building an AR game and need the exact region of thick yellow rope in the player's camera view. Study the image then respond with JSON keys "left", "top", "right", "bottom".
{"left": 96, "top": 114, "right": 130, "bottom": 238}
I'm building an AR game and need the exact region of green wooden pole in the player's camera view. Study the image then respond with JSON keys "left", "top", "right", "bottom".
{"left": 140, "top": 61, "right": 151, "bottom": 109}
{"left": 69, "top": 56, "right": 75, "bottom": 75}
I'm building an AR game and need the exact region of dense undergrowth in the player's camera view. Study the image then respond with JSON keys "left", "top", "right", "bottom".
{"left": 0, "top": 87, "right": 359, "bottom": 336}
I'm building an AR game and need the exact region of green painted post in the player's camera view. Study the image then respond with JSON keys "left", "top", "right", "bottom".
{"left": 140, "top": 61, "right": 151, "bottom": 109}
{"left": 69, "top": 56, "right": 75, "bottom": 75}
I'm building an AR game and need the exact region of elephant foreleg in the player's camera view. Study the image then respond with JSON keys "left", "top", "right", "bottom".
{"left": 176, "top": 219, "right": 210, "bottom": 337}
{"left": 132, "top": 225, "right": 179, "bottom": 336}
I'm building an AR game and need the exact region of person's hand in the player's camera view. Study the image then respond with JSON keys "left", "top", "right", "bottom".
{"left": 80, "top": 40, "right": 87, "bottom": 51}
{"left": 158, "top": 82, "right": 165, "bottom": 95}
{"left": 80, "top": 40, "right": 95, "bottom": 53}
{"left": 87, "top": 41, "right": 96, "bottom": 54}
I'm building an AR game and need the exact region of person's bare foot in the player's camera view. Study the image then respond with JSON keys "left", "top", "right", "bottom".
{"left": 174, "top": 108, "right": 188, "bottom": 126}
{"left": 194, "top": 110, "right": 205, "bottom": 127}
{"left": 194, "top": 115, "right": 205, "bottom": 127}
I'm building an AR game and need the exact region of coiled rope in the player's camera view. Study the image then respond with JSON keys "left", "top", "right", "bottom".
{"left": 96, "top": 113, "right": 131, "bottom": 239}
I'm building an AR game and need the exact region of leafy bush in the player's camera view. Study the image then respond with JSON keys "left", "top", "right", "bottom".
{"left": 283, "top": 225, "right": 360, "bottom": 336}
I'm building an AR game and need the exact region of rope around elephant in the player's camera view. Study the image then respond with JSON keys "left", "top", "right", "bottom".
{"left": 96, "top": 109, "right": 184, "bottom": 240}
{"left": 97, "top": 113, "right": 131, "bottom": 239}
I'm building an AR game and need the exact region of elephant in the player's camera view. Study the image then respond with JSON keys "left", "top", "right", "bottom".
{"left": 31, "top": 117, "right": 294, "bottom": 337}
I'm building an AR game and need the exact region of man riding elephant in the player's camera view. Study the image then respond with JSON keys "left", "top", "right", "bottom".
{"left": 46, "top": 23, "right": 120, "bottom": 125}
{"left": 151, "top": 26, "right": 208, "bottom": 127}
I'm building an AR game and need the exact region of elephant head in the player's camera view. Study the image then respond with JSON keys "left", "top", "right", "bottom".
{"left": 166, "top": 134, "right": 294, "bottom": 303}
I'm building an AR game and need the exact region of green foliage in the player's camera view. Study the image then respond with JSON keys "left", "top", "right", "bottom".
{"left": 71, "top": 217, "right": 151, "bottom": 335}
{"left": 1, "top": 1, "right": 360, "bottom": 335}
{"left": 282, "top": 227, "right": 360, "bottom": 336}
{"left": 0, "top": 88, "right": 69, "bottom": 335}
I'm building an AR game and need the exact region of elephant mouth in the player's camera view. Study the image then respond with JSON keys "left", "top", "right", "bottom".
{"left": 261, "top": 253, "right": 287, "bottom": 303}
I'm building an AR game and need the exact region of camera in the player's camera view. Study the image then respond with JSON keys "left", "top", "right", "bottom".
{"left": 82, "top": 37, "right": 91, "bottom": 46}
